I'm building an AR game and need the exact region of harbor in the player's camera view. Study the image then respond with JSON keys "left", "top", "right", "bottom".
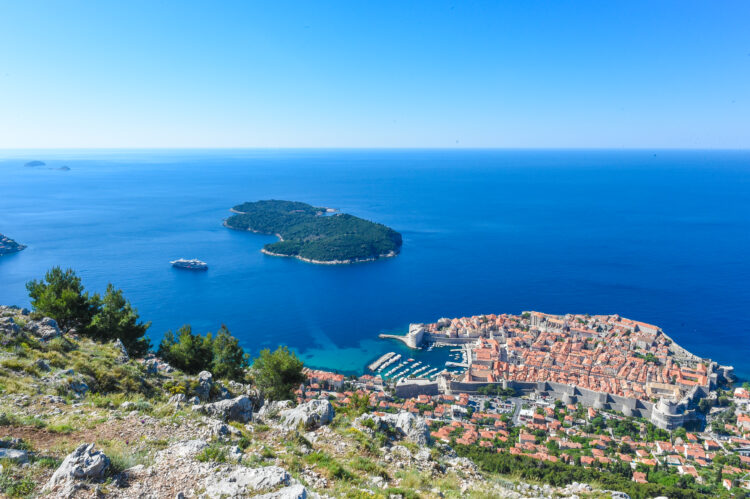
{"left": 367, "top": 341, "right": 471, "bottom": 383}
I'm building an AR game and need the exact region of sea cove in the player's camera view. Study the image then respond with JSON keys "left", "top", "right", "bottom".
{"left": 0, "top": 149, "right": 748, "bottom": 378}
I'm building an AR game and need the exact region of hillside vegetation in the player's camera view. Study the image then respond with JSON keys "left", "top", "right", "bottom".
{"left": 0, "top": 267, "right": 704, "bottom": 498}
{"left": 225, "top": 200, "right": 402, "bottom": 263}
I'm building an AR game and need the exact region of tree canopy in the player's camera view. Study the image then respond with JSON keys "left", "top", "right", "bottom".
{"left": 26, "top": 266, "right": 99, "bottom": 334}
{"left": 157, "top": 324, "right": 249, "bottom": 381}
{"left": 225, "top": 200, "right": 402, "bottom": 262}
{"left": 251, "top": 345, "right": 305, "bottom": 401}
{"left": 90, "top": 284, "right": 151, "bottom": 357}
{"left": 26, "top": 267, "right": 151, "bottom": 356}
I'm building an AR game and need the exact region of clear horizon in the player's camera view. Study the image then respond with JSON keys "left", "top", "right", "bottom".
{"left": 1, "top": 1, "right": 749, "bottom": 149}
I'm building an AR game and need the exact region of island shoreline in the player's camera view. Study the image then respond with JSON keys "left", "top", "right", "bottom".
{"left": 223, "top": 200, "right": 402, "bottom": 265}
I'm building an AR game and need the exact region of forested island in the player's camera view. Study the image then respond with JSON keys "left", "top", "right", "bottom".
{"left": 0, "top": 233, "right": 26, "bottom": 256}
{"left": 224, "top": 200, "right": 402, "bottom": 264}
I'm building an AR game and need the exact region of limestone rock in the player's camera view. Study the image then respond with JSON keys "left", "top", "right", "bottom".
{"left": 24, "top": 317, "right": 61, "bottom": 340}
{"left": 161, "top": 440, "right": 208, "bottom": 458}
{"left": 256, "top": 400, "right": 293, "bottom": 422}
{"left": 196, "top": 371, "right": 213, "bottom": 401}
{"left": 44, "top": 443, "right": 110, "bottom": 491}
{"left": 193, "top": 395, "right": 253, "bottom": 423}
{"left": 356, "top": 411, "right": 431, "bottom": 445}
{"left": 255, "top": 483, "right": 309, "bottom": 499}
{"left": 387, "top": 411, "right": 431, "bottom": 446}
{"left": 202, "top": 466, "right": 294, "bottom": 498}
{"left": 206, "top": 419, "right": 240, "bottom": 440}
{"left": 279, "top": 399, "right": 334, "bottom": 430}
{"left": 0, "top": 448, "right": 29, "bottom": 463}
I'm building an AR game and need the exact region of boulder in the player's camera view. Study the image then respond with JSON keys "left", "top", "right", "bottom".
{"left": 206, "top": 419, "right": 240, "bottom": 440}
{"left": 356, "top": 411, "right": 431, "bottom": 446}
{"left": 203, "top": 466, "right": 302, "bottom": 498}
{"left": 388, "top": 411, "right": 430, "bottom": 446}
{"left": 279, "top": 399, "right": 334, "bottom": 430}
{"left": 24, "top": 317, "right": 62, "bottom": 340}
{"left": 194, "top": 395, "right": 253, "bottom": 422}
{"left": 44, "top": 443, "right": 110, "bottom": 491}
{"left": 0, "top": 448, "right": 29, "bottom": 463}
{"left": 255, "top": 483, "right": 308, "bottom": 499}
{"left": 196, "top": 371, "right": 213, "bottom": 401}
{"left": 256, "top": 400, "right": 293, "bottom": 422}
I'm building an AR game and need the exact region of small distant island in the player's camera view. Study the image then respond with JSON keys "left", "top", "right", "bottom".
{"left": 0, "top": 233, "right": 26, "bottom": 256}
{"left": 224, "top": 200, "right": 402, "bottom": 264}
{"left": 24, "top": 160, "right": 46, "bottom": 167}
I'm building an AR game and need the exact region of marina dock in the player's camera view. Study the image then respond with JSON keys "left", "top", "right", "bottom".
{"left": 368, "top": 352, "right": 396, "bottom": 371}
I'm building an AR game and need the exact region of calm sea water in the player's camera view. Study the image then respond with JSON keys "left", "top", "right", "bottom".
{"left": 0, "top": 150, "right": 748, "bottom": 378}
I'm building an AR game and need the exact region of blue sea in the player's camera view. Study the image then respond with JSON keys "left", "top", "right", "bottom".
{"left": 1, "top": 150, "right": 748, "bottom": 378}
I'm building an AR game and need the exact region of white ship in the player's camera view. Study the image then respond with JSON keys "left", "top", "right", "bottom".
{"left": 170, "top": 258, "right": 208, "bottom": 270}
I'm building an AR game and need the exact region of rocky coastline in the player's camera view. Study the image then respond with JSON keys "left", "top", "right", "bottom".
{"left": 260, "top": 248, "right": 399, "bottom": 265}
{"left": 0, "top": 233, "right": 26, "bottom": 256}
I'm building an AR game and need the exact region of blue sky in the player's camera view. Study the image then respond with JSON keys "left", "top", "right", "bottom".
{"left": 1, "top": 1, "right": 748, "bottom": 148}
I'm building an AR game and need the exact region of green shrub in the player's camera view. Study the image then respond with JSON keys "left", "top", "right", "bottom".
{"left": 237, "top": 435, "right": 251, "bottom": 450}
{"left": 33, "top": 456, "right": 62, "bottom": 469}
{"left": 45, "top": 336, "right": 75, "bottom": 353}
{"left": 47, "top": 423, "right": 75, "bottom": 434}
{"left": 0, "top": 473, "right": 36, "bottom": 497}
{"left": 0, "top": 412, "right": 45, "bottom": 428}
{"left": 196, "top": 443, "right": 229, "bottom": 463}
{"left": 304, "top": 451, "right": 353, "bottom": 481}
{"left": 210, "top": 326, "right": 249, "bottom": 380}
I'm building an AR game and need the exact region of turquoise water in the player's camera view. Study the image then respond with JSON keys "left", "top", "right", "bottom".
{"left": 0, "top": 150, "right": 748, "bottom": 378}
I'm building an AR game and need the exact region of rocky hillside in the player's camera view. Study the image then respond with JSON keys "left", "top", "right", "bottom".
{"left": 0, "top": 306, "right": 624, "bottom": 498}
